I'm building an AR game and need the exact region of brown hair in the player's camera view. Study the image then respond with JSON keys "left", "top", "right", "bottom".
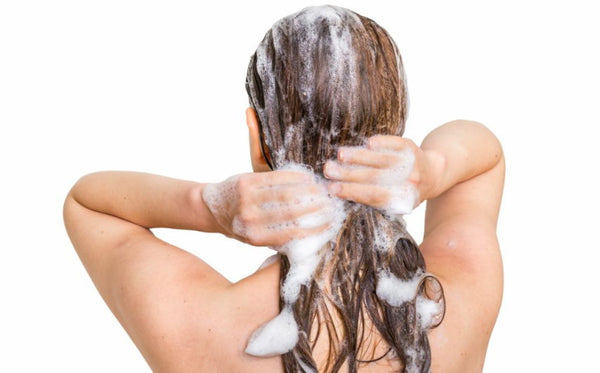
{"left": 245, "top": 6, "right": 444, "bottom": 373}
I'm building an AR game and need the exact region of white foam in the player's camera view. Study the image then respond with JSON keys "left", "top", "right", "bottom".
{"left": 385, "top": 183, "right": 419, "bottom": 216}
{"left": 202, "top": 175, "right": 245, "bottom": 236}
{"left": 231, "top": 215, "right": 247, "bottom": 237}
{"left": 375, "top": 271, "right": 422, "bottom": 307}
{"left": 260, "top": 193, "right": 329, "bottom": 212}
{"left": 373, "top": 224, "right": 400, "bottom": 253}
{"left": 245, "top": 306, "right": 299, "bottom": 357}
{"left": 403, "top": 345, "right": 426, "bottom": 373}
{"left": 416, "top": 295, "right": 442, "bottom": 330}
{"left": 202, "top": 175, "right": 237, "bottom": 218}
{"left": 295, "top": 209, "right": 333, "bottom": 229}
{"left": 378, "top": 148, "right": 416, "bottom": 183}
{"left": 377, "top": 148, "right": 419, "bottom": 216}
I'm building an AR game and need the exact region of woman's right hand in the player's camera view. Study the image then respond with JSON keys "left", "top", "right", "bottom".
{"left": 202, "top": 170, "right": 336, "bottom": 247}
{"left": 323, "top": 135, "right": 443, "bottom": 215}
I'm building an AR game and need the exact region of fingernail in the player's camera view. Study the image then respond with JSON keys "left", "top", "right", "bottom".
{"left": 338, "top": 148, "right": 348, "bottom": 162}
{"left": 324, "top": 162, "right": 341, "bottom": 178}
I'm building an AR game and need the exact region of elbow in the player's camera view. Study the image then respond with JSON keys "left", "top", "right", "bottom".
{"left": 62, "top": 172, "right": 96, "bottom": 231}
{"left": 448, "top": 119, "right": 503, "bottom": 163}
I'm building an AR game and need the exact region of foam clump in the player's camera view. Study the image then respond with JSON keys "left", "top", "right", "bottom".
{"left": 403, "top": 345, "right": 427, "bottom": 373}
{"left": 376, "top": 270, "right": 422, "bottom": 307}
{"left": 377, "top": 148, "right": 419, "bottom": 216}
{"left": 202, "top": 175, "right": 239, "bottom": 233}
{"left": 416, "top": 296, "right": 443, "bottom": 329}
{"left": 377, "top": 270, "right": 444, "bottom": 332}
{"left": 246, "top": 163, "right": 347, "bottom": 356}
{"left": 245, "top": 306, "right": 298, "bottom": 357}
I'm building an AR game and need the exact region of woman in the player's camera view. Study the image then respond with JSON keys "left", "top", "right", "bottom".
{"left": 64, "top": 6, "right": 503, "bottom": 373}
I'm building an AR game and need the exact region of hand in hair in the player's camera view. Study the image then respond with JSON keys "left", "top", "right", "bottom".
{"left": 323, "top": 135, "right": 440, "bottom": 213}
{"left": 203, "top": 170, "right": 335, "bottom": 247}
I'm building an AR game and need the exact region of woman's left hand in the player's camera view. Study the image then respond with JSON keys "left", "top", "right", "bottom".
{"left": 202, "top": 170, "right": 336, "bottom": 247}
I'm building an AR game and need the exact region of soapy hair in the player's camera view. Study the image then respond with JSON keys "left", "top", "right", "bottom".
{"left": 246, "top": 6, "right": 445, "bottom": 373}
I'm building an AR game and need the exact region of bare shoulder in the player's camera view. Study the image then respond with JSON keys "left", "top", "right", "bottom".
{"left": 111, "top": 243, "right": 284, "bottom": 373}
{"left": 120, "top": 247, "right": 284, "bottom": 373}
{"left": 421, "top": 132, "right": 505, "bottom": 372}
{"left": 64, "top": 191, "right": 282, "bottom": 372}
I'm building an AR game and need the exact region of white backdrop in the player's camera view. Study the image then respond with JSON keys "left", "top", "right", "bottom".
{"left": 1, "top": 1, "right": 598, "bottom": 372}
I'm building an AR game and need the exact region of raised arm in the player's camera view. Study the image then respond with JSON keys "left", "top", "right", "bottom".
{"left": 324, "top": 119, "right": 504, "bottom": 372}
{"left": 65, "top": 170, "right": 333, "bottom": 247}
{"left": 419, "top": 120, "right": 504, "bottom": 234}
{"left": 66, "top": 171, "right": 220, "bottom": 232}
{"left": 418, "top": 122, "right": 504, "bottom": 373}
{"left": 323, "top": 119, "right": 504, "bottom": 268}
{"left": 63, "top": 170, "right": 336, "bottom": 370}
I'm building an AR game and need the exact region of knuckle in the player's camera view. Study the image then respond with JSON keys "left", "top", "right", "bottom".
{"left": 366, "top": 168, "right": 382, "bottom": 181}
{"left": 244, "top": 227, "right": 262, "bottom": 246}
{"left": 236, "top": 174, "right": 254, "bottom": 190}
{"left": 236, "top": 207, "right": 258, "bottom": 227}
{"left": 373, "top": 188, "right": 391, "bottom": 207}
{"left": 383, "top": 153, "right": 400, "bottom": 168}
{"left": 307, "top": 184, "right": 324, "bottom": 195}
{"left": 336, "top": 184, "right": 354, "bottom": 201}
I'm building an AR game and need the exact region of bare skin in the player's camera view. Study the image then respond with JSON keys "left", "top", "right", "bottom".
{"left": 64, "top": 108, "right": 504, "bottom": 372}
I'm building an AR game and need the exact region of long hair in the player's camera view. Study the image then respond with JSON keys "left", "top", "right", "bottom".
{"left": 245, "top": 6, "right": 445, "bottom": 372}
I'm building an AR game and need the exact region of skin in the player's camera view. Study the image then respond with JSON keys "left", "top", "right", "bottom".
{"left": 64, "top": 108, "right": 504, "bottom": 372}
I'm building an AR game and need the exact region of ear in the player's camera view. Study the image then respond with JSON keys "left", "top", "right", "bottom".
{"left": 246, "top": 107, "right": 271, "bottom": 172}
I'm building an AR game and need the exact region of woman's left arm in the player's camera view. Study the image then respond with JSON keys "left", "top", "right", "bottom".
{"left": 63, "top": 171, "right": 232, "bottom": 338}
{"left": 64, "top": 170, "right": 331, "bottom": 370}
{"left": 65, "top": 171, "right": 220, "bottom": 233}
{"left": 64, "top": 169, "right": 330, "bottom": 292}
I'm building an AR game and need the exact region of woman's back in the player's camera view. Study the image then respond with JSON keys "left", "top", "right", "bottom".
{"left": 112, "top": 185, "right": 502, "bottom": 373}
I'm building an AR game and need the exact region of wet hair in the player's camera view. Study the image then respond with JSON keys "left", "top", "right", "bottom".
{"left": 245, "top": 6, "right": 445, "bottom": 373}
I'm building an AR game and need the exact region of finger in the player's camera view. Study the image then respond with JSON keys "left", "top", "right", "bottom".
{"left": 367, "top": 135, "right": 409, "bottom": 152}
{"left": 324, "top": 161, "right": 384, "bottom": 183}
{"left": 259, "top": 199, "right": 331, "bottom": 223}
{"left": 255, "top": 183, "right": 328, "bottom": 205}
{"left": 259, "top": 170, "right": 314, "bottom": 187}
{"left": 247, "top": 220, "right": 333, "bottom": 247}
{"left": 336, "top": 147, "right": 400, "bottom": 168}
{"left": 328, "top": 182, "right": 391, "bottom": 208}
{"left": 281, "top": 221, "right": 334, "bottom": 243}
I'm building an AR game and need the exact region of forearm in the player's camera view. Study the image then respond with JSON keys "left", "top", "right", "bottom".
{"left": 421, "top": 120, "right": 503, "bottom": 199}
{"left": 68, "top": 171, "right": 221, "bottom": 232}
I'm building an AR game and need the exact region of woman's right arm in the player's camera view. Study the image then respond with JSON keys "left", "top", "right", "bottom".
{"left": 324, "top": 120, "right": 505, "bottom": 372}
{"left": 323, "top": 118, "right": 504, "bottom": 279}
{"left": 419, "top": 120, "right": 504, "bottom": 233}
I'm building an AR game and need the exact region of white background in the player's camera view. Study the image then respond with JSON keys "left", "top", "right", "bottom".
{"left": 1, "top": 0, "right": 598, "bottom": 372}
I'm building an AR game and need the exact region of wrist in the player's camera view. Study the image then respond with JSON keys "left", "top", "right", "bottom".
{"left": 189, "top": 183, "right": 224, "bottom": 234}
{"left": 422, "top": 149, "right": 446, "bottom": 201}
